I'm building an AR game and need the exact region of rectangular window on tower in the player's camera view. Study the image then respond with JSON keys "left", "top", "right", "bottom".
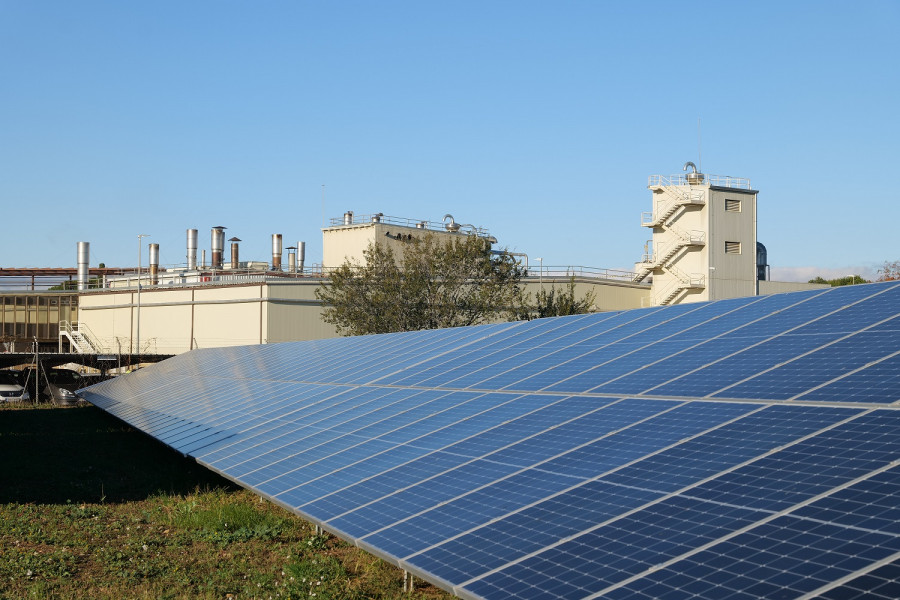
{"left": 725, "top": 241, "right": 742, "bottom": 254}
{"left": 725, "top": 199, "right": 741, "bottom": 212}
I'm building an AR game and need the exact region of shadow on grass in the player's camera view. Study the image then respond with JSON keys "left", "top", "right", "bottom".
{"left": 0, "top": 404, "right": 236, "bottom": 504}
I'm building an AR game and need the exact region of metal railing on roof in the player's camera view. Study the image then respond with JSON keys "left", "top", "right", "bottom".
{"left": 327, "top": 213, "right": 491, "bottom": 237}
{"left": 525, "top": 266, "right": 641, "bottom": 283}
{"left": 648, "top": 174, "right": 752, "bottom": 189}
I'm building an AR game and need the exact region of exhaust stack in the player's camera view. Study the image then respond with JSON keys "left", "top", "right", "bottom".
{"left": 229, "top": 237, "right": 241, "bottom": 269}
{"left": 271, "top": 234, "right": 283, "bottom": 271}
{"left": 77, "top": 242, "right": 90, "bottom": 291}
{"left": 297, "top": 241, "right": 306, "bottom": 274}
{"left": 287, "top": 246, "right": 297, "bottom": 273}
{"left": 186, "top": 229, "right": 198, "bottom": 270}
{"left": 211, "top": 226, "right": 226, "bottom": 269}
{"left": 148, "top": 243, "right": 159, "bottom": 285}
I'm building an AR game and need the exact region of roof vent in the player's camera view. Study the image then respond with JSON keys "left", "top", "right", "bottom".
{"left": 443, "top": 214, "right": 461, "bottom": 232}
{"left": 683, "top": 161, "right": 705, "bottom": 184}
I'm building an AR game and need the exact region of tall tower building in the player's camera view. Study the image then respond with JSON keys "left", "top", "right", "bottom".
{"left": 634, "top": 162, "right": 758, "bottom": 305}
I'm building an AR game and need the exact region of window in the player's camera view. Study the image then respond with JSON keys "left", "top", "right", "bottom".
{"left": 725, "top": 198, "right": 741, "bottom": 212}
{"left": 725, "top": 241, "right": 741, "bottom": 254}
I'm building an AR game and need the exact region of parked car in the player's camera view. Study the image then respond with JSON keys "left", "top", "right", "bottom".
{"left": 17, "top": 367, "right": 84, "bottom": 405}
{"left": 0, "top": 369, "right": 30, "bottom": 402}
{"left": 43, "top": 369, "right": 85, "bottom": 405}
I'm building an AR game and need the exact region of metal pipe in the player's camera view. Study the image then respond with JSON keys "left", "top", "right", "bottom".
{"left": 186, "top": 228, "right": 198, "bottom": 270}
{"left": 298, "top": 241, "right": 305, "bottom": 274}
{"left": 201, "top": 249, "right": 207, "bottom": 269}
{"left": 229, "top": 237, "right": 241, "bottom": 269}
{"left": 343, "top": 211, "right": 353, "bottom": 225}
{"left": 76, "top": 242, "right": 90, "bottom": 291}
{"left": 271, "top": 234, "right": 283, "bottom": 271}
{"left": 287, "top": 247, "right": 297, "bottom": 273}
{"left": 148, "top": 243, "right": 159, "bottom": 285}
{"left": 211, "top": 226, "right": 226, "bottom": 269}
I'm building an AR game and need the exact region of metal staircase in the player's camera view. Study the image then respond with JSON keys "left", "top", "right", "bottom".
{"left": 59, "top": 321, "right": 104, "bottom": 354}
{"left": 633, "top": 175, "right": 708, "bottom": 304}
{"left": 633, "top": 222, "right": 706, "bottom": 284}
{"left": 655, "top": 264, "right": 706, "bottom": 306}
{"left": 640, "top": 184, "right": 705, "bottom": 228}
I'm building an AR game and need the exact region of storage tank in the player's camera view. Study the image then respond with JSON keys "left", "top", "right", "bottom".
{"left": 757, "top": 242, "right": 769, "bottom": 281}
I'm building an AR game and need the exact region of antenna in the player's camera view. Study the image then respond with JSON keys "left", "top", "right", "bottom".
{"left": 698, "top": 117, "right": 702, "bottom": 173}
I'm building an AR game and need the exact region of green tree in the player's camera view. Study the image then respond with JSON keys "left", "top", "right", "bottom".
{"left": 316, "top": 234, "right": 525, "bottom": 336}
{"left": 510, "top": 275, "right": 597, "bottom": 321}
{"left": 808, "top": 275, "right": 870, "bottom": 286}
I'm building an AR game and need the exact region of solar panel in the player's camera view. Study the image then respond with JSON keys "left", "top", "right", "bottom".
{"left": 80, "top": 281, "right": 900, "bottom": 599}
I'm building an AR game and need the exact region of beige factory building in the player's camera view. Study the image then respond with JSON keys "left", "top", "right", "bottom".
{"left": 65, "top": 165, "right": 822, "bottom": 357}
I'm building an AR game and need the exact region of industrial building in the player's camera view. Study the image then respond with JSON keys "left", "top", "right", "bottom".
{"left": 0, "top": 164, "right": 824, "bottom": 363}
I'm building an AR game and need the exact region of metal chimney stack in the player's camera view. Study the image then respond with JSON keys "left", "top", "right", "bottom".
{"left": 201, "top": 249, "right": 207, "bottom": 269}
{"left": 77, "top": 242, "right": 90, "bottom": 291}
{"left": 297, "top": 241, "right": 306, "bottom": 274}
{"left": 229, "top": 237, "right": 241, "bottom": 269}
{"left": 287, "top": 246, "right": 297, "bottom": 273}
{"left": 271, "top": 234, "right": 283, "bottom": 271}
{"left": 186, "top": 228, "right": 198, "bottom": 270}
{"left": 211, "top": 226, "right": 226, "bottom": 269}
{"left": 148, "top": 243, "right": 159, "bottom": 285}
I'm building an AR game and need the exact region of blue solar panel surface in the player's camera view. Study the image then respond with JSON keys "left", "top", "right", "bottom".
{"left": 80, "top": 281, "right": 900, "bottom": 599}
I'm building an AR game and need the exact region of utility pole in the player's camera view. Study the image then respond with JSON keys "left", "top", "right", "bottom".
{"left": 137, "top": 234, "right": 150, "bottom": 357}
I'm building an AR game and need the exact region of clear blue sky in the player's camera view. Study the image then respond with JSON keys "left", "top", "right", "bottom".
{"left": 2, "top": 1, "right": 898, "bottom": 281}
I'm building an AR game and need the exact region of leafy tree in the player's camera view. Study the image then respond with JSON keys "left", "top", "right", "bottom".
{"left": 316, "top": 234, "right": 525, "bottom": 336}
{"left": 50, "top": 277, "right": 102, "bottom": 291}
{"left": 510, "top": 275, "right": 597, "bottom": 321}
{"left": 808, "top": 275, "right": 869, "bottom": 286}
{"left": 877, "top": 260, "right": 900, "bottom": 282}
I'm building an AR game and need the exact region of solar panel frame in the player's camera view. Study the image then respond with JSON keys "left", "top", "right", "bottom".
{"left": 78, "top": 281, "right": 900, "bottom": 600}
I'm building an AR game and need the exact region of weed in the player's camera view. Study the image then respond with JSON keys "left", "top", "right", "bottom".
{"left": 170, "top": 491, "right": 287, "bottom": 543}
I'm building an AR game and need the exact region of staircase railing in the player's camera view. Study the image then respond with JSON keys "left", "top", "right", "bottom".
{"left": 641, "top": 185, "right": 706, "bottom": 228}
{"left": 59, "top": 321, "right": 109, "bottom": 354}
{"left": 652, "top": 266, "right": 706, "bottom": 306}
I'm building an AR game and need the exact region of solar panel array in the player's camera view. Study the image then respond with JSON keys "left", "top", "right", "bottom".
{"left": 80, "top": 281, "right": 900, "bottom": 599}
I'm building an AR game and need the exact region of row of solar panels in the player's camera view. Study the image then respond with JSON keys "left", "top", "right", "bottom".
{"left": 81, "top": 281, "right": 900, "bottom": 599}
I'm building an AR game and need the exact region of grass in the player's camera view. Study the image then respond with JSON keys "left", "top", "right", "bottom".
{"left": 0, "top": 403, "right": 450, "bottom": 600}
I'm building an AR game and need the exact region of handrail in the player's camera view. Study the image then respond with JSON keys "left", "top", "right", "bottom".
{"left": 641, "top": 186, "right": 706, "bottom": 226}
{"left": 328, "top": 213, "right": 492, "bottom": 238}
{"left": 648, "top": 173, "right": 751, "bottom": 189}
{"left": 525, "top": 266, "right": 640, "bottom": 283}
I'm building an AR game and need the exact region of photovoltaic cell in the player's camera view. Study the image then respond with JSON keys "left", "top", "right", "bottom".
{"left": 79, "top": 281, "right": 900, "bottom": 599}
